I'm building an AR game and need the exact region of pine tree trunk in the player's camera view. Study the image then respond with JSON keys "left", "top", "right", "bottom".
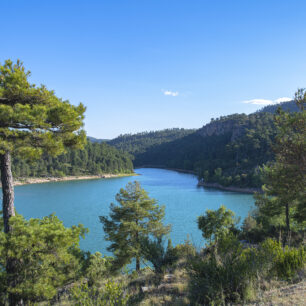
{"left": 1, "top": 152, "right": 15, "bottom": 233}
{"left": 135, "top": 231, "right": 140, "bottom": 271}
{"left": 0, "top": 153, "right": 22, "bottom": 305}
{"left": 285, "top": 203, "right": 291, "bottom": 246}
{"left": 135, "top": 219, "right": 140, "bottom": 271}
{"left": 136, "top": 256, "right": 140, "bottom": 271}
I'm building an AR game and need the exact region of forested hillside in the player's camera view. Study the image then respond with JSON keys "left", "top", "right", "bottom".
{"left": 108, "top": 102, "right": 297, "bottom": 188}
{"left": 12, "top": 141, "right": 133, "bottom": 178}
{"left": 134, "top": 112, "right": 275, "bottom": 187}
{"left": 107, "top": 128, "right": 195, "bottom": 156}
{"left": 13, "top": 102, "right": 297, "bottom": 184}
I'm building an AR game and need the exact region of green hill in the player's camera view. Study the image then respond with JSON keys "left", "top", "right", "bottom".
{"left": 108, "top": 128, "right": 195, "bottom": 156}
{"left": 108, "top": 101, "right": 298, "bottom": 188}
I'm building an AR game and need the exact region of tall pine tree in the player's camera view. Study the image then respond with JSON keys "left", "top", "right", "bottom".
{"left": 0, "top": 59, "right": 86, "bottom": 305}
{"left": 0, "top": 59, "right": 86, "bottom": 233}
{"left": 256, "top": 89, "right": 306, "bottom": 244}
{"left": 100, "top": 181, "right": 170, "bottom": 271}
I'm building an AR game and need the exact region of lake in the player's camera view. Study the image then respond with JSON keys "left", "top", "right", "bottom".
{"left": 14, "top": 168, "right": 255, "bottom": 254}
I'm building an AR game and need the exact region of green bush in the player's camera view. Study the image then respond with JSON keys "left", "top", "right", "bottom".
{"left": 240, "top": 213, "right": 266, "bottom": 243}
{"left": 277, "top": 246, "right": 305, "bottom": 278}
{"left": 188, "top": 236, "right": 305, "bottom": 305}
{"left": 140, "top": 237, "right": 179, "bottom": 273}
{"left": 259, "top": 238, "right": 305, "bottom": 279}
{"left": 70, "top": 280, "right": 128, "bottom": 306}
{"left": 0, "top": 213, "right": 87, "bottom": 304}
{"left": 84, "top": 252, "right": 113, "bottom": 286}
{"left": 187, "top": 234, "right": 258, "bottom": 305}
{"left": 173, "top": 239, "right": 197, "bottom": 258}
{"left": 197, "top": 205, "right": 239, "bottom": 243}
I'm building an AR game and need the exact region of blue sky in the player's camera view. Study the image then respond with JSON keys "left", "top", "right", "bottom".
{"left": 1, "top": 0, "right": 306, "bottom": 138}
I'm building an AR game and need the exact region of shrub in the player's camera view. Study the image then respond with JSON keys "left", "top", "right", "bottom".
{"left": 84, "top": 252, "right": 113, "bottom": 286}
{"left": 276, "top": 246, "right": 305, "bottom": 278}
{"left": 197, "top": 205, "right": 239, "bottom": 243}
{"left": 140, "top": 237, "right": 179, "bottom": 273}
{"left": 70, "top": 280, "right": 128, "bottom": 306}
{"left": 188, "top": 236, "right": 306, "bottom": 305}
{"left": 0, "top": 213, "right": 87, "bottom": 304}
{"left": 174, "top": 239, "right": 197, "bottom": 258}
{"left": 259, "top": 238, "right": 305, "bottom": 279}
{"left": 187, "top": 234, "right": 259, "bottom": 304}
{"left": 240, "top": 213, "right": 266, "bottom": 243}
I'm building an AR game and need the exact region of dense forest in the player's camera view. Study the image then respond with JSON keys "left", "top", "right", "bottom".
{"left": 135, "top": 113, "right": 275, "bottom": 188}
{"left": 12, "top": 141, "right": 134, "bottom": 178}
{"left": 108, "top": 128, "right": 195, "bottom": 156}
{"left": 108, "top": 101, "right": 297, "bottom": 188}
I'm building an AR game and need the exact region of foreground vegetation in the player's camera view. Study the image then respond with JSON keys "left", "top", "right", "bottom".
{"left": 0, "top": 189, "right": 304, "bottom": 305}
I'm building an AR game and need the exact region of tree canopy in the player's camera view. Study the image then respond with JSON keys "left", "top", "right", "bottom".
{"left": 12, "top": 141, "right": 133, "bottom": 178}
{"left": 198, "top": 205, "right": 238, "bottom": 243}
{"left": 0, "top": 213, "right": 87, "bottom": 303}
{"left": 0, "top": 59, "right": 87, "bottom": 304}
{"left": 0, "top": 59, "right": 86, "bottom": 159}
{"left": 100, "top": 181, "right": 170, "bottom": 271}
{"left": 255, "top": 90, "right": 306, "bottom": 243}
{"left": 0, "top": 59, "right": 87, "bottom": 235}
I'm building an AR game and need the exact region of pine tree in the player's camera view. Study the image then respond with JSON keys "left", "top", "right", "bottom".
{"left": 0, "top": 59, "right": 86, "bottom": 233}
{"left": 256, "top": 89, "right": 306, "bottom": 244}
{"left": 0, "top": 59, "right": 86, "bottom": 305}
{"left": 197, "top": 205, "right": 238, "bottom": 243}
{"left": 100, "top": 181, "right": 170, "bottom": 271}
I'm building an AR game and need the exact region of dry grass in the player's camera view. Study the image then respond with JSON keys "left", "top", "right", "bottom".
{"left": 251, "top": 280, "right": 306, "bottom": 306}
{"left": 48, "top": 264, "right": 305, "bottom": 305}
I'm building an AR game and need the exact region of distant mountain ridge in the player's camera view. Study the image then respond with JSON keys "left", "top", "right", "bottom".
{"left": 87, "top": 136, "right": 109, "bottom": 143}
{"left": 257, "top": 100, "right": 298, "bottom": 113}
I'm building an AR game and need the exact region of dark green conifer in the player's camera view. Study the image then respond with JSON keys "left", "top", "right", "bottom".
{"left": 100, "top": 181, "right": 170, "bottom": 271}
{"left": 256, "top": 89, "right": 306, "bottom": 244}
{"left": 0, "top": 59, "right": 86, "bottom": 233}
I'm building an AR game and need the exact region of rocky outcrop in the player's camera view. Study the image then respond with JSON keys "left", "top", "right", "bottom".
{"left": 197, "top": 115, "right": 248, "bottom": 142}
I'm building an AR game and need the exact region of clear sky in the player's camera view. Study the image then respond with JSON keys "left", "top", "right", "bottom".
{"left": 1, "top": 0, "right": 306, "bottom": 138}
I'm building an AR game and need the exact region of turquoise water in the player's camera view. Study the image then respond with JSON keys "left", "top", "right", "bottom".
{"left": 14, "top": 168, "right": 254, "bottom": 254}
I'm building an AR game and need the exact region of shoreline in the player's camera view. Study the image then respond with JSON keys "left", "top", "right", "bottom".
{"left": 136, "top": 166, "right": 260, "bottom": 194}
{"left": 14, "top": 167, "right": 260, "bottom": 194}
{"left": 197, "top": 181, "right": 261, "bottom": 194}
{"left": 135, "top": 165, "right": 196, "bottom": 175}
{"left": 12, "top": 173, "right": 136, "bottom": 186}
